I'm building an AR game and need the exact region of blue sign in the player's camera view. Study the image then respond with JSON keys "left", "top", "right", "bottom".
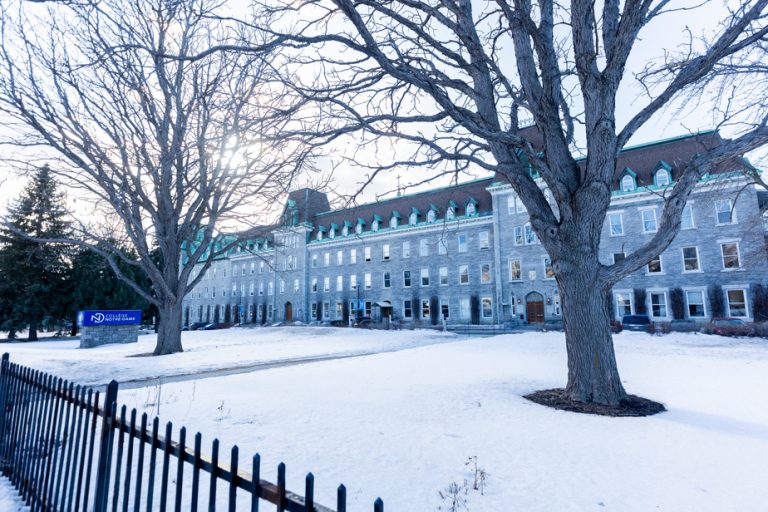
{"left": 77, "top": 310, "right": 142, "bottom": 327}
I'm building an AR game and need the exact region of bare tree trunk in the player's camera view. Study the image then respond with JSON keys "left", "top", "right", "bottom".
{"left": 28, "top": 321, "right": 38, "bottom": 342}
{"left": 154, "top": 297, "right": 183, "bottom": 355}
{"left": 559, "top": 258, "right": 626, "bottom": 405}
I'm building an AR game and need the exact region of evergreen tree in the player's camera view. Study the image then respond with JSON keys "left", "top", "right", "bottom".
{"left": 0, "top": 166, "right": 72, "bottom": 340}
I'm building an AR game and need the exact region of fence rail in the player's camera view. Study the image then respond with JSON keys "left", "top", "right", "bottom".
{"left": 0, "top": 353, "right": 383, "bottom": 511}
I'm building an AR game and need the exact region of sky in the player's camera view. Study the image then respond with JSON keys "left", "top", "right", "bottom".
{"left": 0, "top": 0, "right": 764, "bottom": 221}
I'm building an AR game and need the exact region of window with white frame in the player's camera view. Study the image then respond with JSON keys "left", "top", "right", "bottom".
{"left": 311, "top": 303, "right": 317, "bottom": 319}
{"left": 458, "top": 234, "right": 468, "bottom": 253}
{"left": 311, "top": 278, "right": 317, "bottom": 293}
{"left": 681, "top": 204, "right": 695, "bottom": 230}
{"left": 647, "top": 256, "right": 663, "bottom": 274}
{"left": 350, "top": 274, "right": 357, "bottom": 289}
{"left": 342, "top": 224, "right": 349, "bottom": 237}
{"left": 466, "top": 202, "right": 476, "bottom": 216}
{"left": 460, "top": 298, "right": 471, "bottom": 319}
{"left": 458, "top": 265, "right": 469, "bottom": 284}
{"left": 249, "top": 283, "right": 254, "bottom": 296}
{"left": 715, "top": 199, "right": 735, "bottom": 225}
{"left": 336, "top": 302, "right": 343, "bottom": 319}
{"left": 364, "top": 273, "right": 372, "bottom": 289}
{"left": 608, "top": 212, "right": 624, "bottom": 236}
{"left": 507, "top": 195, "right": 517, "bottom": 215}
{"left": 372, "top": 219, "right": 380, "bottom": 231}
{"left": 615, "top": 292, "right": 632, "bottom": 317}
{"left": 259, "top": 283, "right": 264, "bottom": 295}
{"left": 514, "top": 226, "right": 524, "bottom": 245}
{"left": 403, "top": 300, "right": 413, "bottom": 319}
{"left": 621, "top": 174, "right": 635, "bottom": 192}
{"left": 323, "top": 277, "right": 330, "bottom": 292}
{"left": 337, "top": 250, "right": 343, "bottom": 265}
{"left": 481, "top": 264, "right": 492, "bottom": 283}
{"left": 481, "top": 297, "right": 493, "bottom": 318}
{"left": 364, "top": 247, "right": 372, "bottom": 262}
{"left": 478, "top": 231, "right": 490, "bottom": 250}
{"left": 324, "top": 252, "right": 330, "bottom": 266}
{"left": 409, "top": 212, "right": 418, "bottom": 225}
{"left": 422, "top": 300, "right": 431, "bottom": 319}
{"left": 365, "top": 301, "right": 372, "bottom": 317}
{"left": 232, "top": 284, "right": 237, "bottom": 297}
{"left": 650, "top": 292, "right": 667, "bottom": 318}
{"left": 686, "top": 290, "right": 706, "bottom": 318}
{"left": 439, "top": 266, "right": 448, "bottom": 285}
{"left": 383, "top": 271, "right": 391, "bottom": 288}
{"left": 317, "top": 231, "right": 323, "bottom": 241}
{"left": 726, "top": 289, "right": 748, "bottom": 317}
{"left": 390, "top": 216, "right": 398, "bottom": 229}
{"left": 350, "top": 249, "right": 357, "bottom": 264}
{"left": 641, "top": 209, "right": 657, "bottom": 232}
{"left": 382, "top": 244, "right": 390, "bottom": 261}
{"left": 543, "top": 258, "right": 554, "bottom": 279}
{"left": 323, "top": 302, "right": 330, "bottom": 319}
{"left": 336, "top": 275, "right": 343, "bottom": 291}
{"left": 509, "top": 259, "right": 522, "bottom": 281}
{"left": 524, "top": 223, "right": 538, "bottom": 244}
{"left": 279, "top": 280, "right": 285, "bottom": 293}
{"left": 311, "top": 255, "right": 317, "bottom": 268}
{"left": 259, "top": 262, "right": 265, "bottom": 273}
{"left": 420, "top": 268, "right": 429, "bottom": 286}
{"left": 438, "top": 239, "right": 447, "bottom": 255}
{"left": 250, "top": 262, "right": 255, "bottom": 274}
{"left": 655, "top": 169, "right": 670, "bottom": 187}
{"left": 403, "top": 270, "right": 411, "bottom": 287}
{"left": 402, "top": 241, "right": 410, "bottom": 258}
{"left": 446, "top": 208, "right": 456, "bottom": 221}
{"left": 294, "top": 279, "right": 299, "bottom": 293}
{"left": 427, "top": 209, "right": 436, "bottom": 223}
{"left": 355, "top": 222, "right": 363, "bottom": 234}
{"left": 721, "top": 241, "right": 741, "bottom": 270}
{"left": 268, "top": 282, "right": 274, "bottom": 296}
{"left": 682, "top": 246, "right": 700, "bottom": 272}
{"left": 419, "top": 239, "right": 429, "bottom": 257}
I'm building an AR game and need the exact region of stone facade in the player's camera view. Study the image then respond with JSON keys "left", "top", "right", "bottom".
{"left": 183, "top": 132, "right": 768, "bottom": 327}
{"left": 80, "top": 324, "right": 139, "bottom": 348}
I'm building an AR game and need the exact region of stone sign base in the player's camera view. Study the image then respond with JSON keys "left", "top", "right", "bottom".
{"left": 80, "top": 324, "right": 139, "bottom": 349}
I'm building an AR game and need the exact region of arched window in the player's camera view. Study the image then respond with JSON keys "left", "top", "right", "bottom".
{"left": 329, "top": 226, "right": 336, "bottom": 239}
{"left": 427, "top": 209, "right": 436, "bottom": 223}
{"left": 466, "top": 202, "right": 477, "bottom": 216}
{"left": 655, "top": 169, "right": 670, "bottom": 187}
{"left": 409, "top": 211, "right": 418, "bottom": 225}
{"left": 342, "top": 224, "right": 349, "bottom": 237}
{"left": 390, "top": 215, "right": 398, "bottom": 228}
{"left": 446, "top": 207, "right": 455, "bottom": 220}
{"left": 621, "top": 174, "right": 635, "bottom": 192}
{"left": 316, "top": 230, "right": 323, "bottom": 241}
{"left": 355, "top": 223, "right": 363, "bottom": 234}
{"left": 372, "top": 220, "right": 379, "bottom": 231}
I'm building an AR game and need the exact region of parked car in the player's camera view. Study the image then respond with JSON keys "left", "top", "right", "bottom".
{"left": 201, "top": 322, "right": 228, "bottom": 330}
{"left": 708, "top": 317, "right": 755, "bottom": 337}
{"left": 622, "top": 314, "right": 651, "bottom": 331}
{"left": 189, "top": 322, "right": 207, "bottom": 331}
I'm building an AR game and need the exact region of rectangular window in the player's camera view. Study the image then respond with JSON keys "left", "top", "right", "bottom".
{"left": 726, "top": 289, "right": 747, "bottom": 317}
{"left": 524, "top": 224, "right": 537, "bottom": 244}
{"left": 681, "top": 204, "right": 695, "bottom": 230}
{"left": 419, "top": 239, "right": 429, "bottom": 257}
{"left": 249, "top": 283, "right": 254, "bottom": 296}
{"left": 324, "top": 252, "right": 330, "bottom": 266}
{"left": 279, "top": 280, "right": 284, "bottom": 294}
{"left": 350, "top": 274, "right": 357, "bottom": 289}
{"left": 438, "top": 239, "right": 448, "bottom": 255}
{"left": 382, "top": 244, "right": 390, "bottom": 261}
{"left": 294, "top": 279, "right": 299, "bottom": 293}
{"left": 686, "top": 290, "right": 706, "bottom": 318}
{"left": 608, "top": 212, "right": 624, "bottom": 236}
{"left": 365, "top": 301, "right": 372, "bottom": 317}
{"left": 421, "top": 268, "right": 429, "bottom": 287}
{"left": 336, "top": 275, "right": 343, "bottom": 292}
{"left": 268, "top": 282, "right": 274, "bottom": 296}
{"left": 481, "top": 297, "right": 493, "bottom": 318}
{"left": 403, "top": 300, "right": 413, "bottom": 319}
{"left": 311, "top": 302, "right": 318, "bottom": 319}
{"left": 479, "top": 231, "right": 490, "bottom": 249}
{"left": 311, "top": 278, "right": 317, "bottom": 293}
{"left": 323, "top": 277, "right": 330, "bottom": 292}
{"left": 403, "top": 270, "right": 411, "bottom": 287}
{"left": 514, "top": 226, "right": 524, "bottom": 246}
{"left": 364, "top": 247, "right": 372, "bottom": 262}
{"left": 543, "top": 258, "right": 554, "bottom": 279}
{"left": 383, "top": 272, "right": 391, "bottom": 288}
{"left": 613, "top": 252, "right": 625, "bottom": 264}
{"left": 647, "top": 256, "right": 662, "bottom": 274}
{"left": 458, "top": 234, "right": 468, "bottom": 253}
{"left": 715, "top": 199, "right": 734, "bottom": 225}
{"left": 507, "top": 195, "right": 517, "bottom": 214}
{"left": 260, "top": 261, "right": 265, "bottom": 273}
{"left": 421, "top": 299, "right": 430, "bottom": 319}
{"left": 402, "top": 241, "right": 410, "bottom": 258}
{"left": 509, "top": 259, "right": 522, "bottom": 281}
{"left": 441, "top": 301, "right": 450, "bottom": 319}
{"left": 721, "top": 242, "right": 741, "bottom": 269}
{"left": 336, "top": 302, "right": 344, "bottom": 319}
{"left": 364, "top": 273, "right": 372, "bottom": 289}
{"left": 258, "top": 283, "right": 264, "bottom": 296}
{"left": 459, "top": 265, "right": 469, "bottom": 285}
{"left": 481, "top": 264, "right": 492, "bottom": 283}
{"left": 337, "top": 250, "right": 343, "bottom": 265}
{"left": 250, "top": 262, "right": 255, "bottom": 274}
{"left": 439, "top": 266, "right": 448, "bottom": 285}
{"left": 323, "top": 302, "right": 330, "bottom": 319}
{"left": 311, "top": 255, "right": 317, "bottom": 268}
{"left": 641, "top": 209, "right": 657, "bottom": 233}
{"left": 615, "top": 292, "right": 632, "bottom": 317}
{"left": 682, "top": 246, "right": 700, "bottom": 272}
{"left": 650, "top": 292, "right": 667, "bottom": 318}
{"left": 460, "top": 298, "right": 470, "bottom": 319}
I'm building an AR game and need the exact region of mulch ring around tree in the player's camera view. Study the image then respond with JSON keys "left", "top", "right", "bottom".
{"left": 524, "top": 388, "right": 666, "bottom": 417}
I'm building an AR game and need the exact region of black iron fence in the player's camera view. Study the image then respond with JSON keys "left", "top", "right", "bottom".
{"left": 0, "top": 353, "right": 384, "bottom": 511}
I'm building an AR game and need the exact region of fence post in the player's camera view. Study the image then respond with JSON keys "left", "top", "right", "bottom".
{"left": 0, "top": 353, "right": 9, "bottom": 445}
{"left": 93, "top": 380, "right": 118, "bottom": 512}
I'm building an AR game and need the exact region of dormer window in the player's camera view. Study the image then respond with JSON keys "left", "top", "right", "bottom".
{"left": 465, "top": 198, "right": 478, "bottom": 216}
{"left": 427, "top": 205, "right": 438, "bottom": 223}
{"left": 654, "top": 168, "right": 671, "bottom": 187}
{"left": 620, "top": 168, "right": 637, "bottom": 192}
{"left": 390, "top": 211, "right": 400, "bottom": 229}
{"left": 316, "top": 228, "right": 325, "bottom": 241}
{"left": 356, "top": 218, "right": 365, "bottom": 234}
{"left": 342, "top": 221, "right": 351, "bottom": 237}
{"left": 409, "top": 208, "right": 419, "bottom": 226}
{"left": 446, "top": 200, "right": 457, "bottom": 221}
{"left": 372, "top": 215, "right": 382, "bottom": 232}
{"left": 329, "top": 223, "right": 338, "bottom": 239}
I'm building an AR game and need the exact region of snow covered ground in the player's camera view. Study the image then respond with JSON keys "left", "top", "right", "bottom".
{"left": 3, "top": 328, "right": 768, "bottom": 511}
{"left": 0, "top": 326, "right": 460, "bottom": 386}
{"left": 0, "top": 477, "right": 27, "bottom": 511}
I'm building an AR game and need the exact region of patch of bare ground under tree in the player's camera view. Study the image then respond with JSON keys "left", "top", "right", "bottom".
{"left": 525, "top": 388, "right": 666, "bottom": 417}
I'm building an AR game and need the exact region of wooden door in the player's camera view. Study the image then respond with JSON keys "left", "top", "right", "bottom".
{"left": 285, "top": 302, "right": 293, "bottom": 321}
{"left": 526, "top": 301, "right": 545, "bottom": 323}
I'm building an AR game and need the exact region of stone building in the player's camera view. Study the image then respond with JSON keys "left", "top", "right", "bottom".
{"left": 183, "top": 130, "right": 768, "bottom": 327}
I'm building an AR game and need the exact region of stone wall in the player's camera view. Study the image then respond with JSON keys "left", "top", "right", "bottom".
{"left": 80, "top": 324, "right": 139, "bottom": 349}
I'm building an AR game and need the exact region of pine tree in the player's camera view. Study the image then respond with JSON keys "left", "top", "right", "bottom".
{"left": 0, "top": 166, "right": 72, "bottom": 340}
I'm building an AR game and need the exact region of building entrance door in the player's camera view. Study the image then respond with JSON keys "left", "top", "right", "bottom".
{"left": 526, "top": 292, "right": 545, "bottom": 323}
{"left": 285, "top": 302, "right": 293, "bottom": 321}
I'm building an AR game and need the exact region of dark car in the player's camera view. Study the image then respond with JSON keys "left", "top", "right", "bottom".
{"left": 189, "top": 322, "right": 208, "bottom": 331}
{"left": 708, "top": 318, "right": 754, "bottom": 337}
{"left": 622, "top": 314, "right": 651, "bottom": 332}
{"left": 201, "top": 322, "right": 228, "bottom": 330}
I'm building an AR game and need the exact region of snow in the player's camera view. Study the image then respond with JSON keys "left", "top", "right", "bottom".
{"left": 4, "top": 328, "right": 768, "bottom": 511}
{"left": 0, "top": 477, "right": 27, "bottom": 511}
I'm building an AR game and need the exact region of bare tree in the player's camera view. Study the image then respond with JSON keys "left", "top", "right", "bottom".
{"left": 0, "top": 0, "right": 311, "bottom": 354}
{"left": 250, "top": 0, "right": 768, "bottom": 407}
